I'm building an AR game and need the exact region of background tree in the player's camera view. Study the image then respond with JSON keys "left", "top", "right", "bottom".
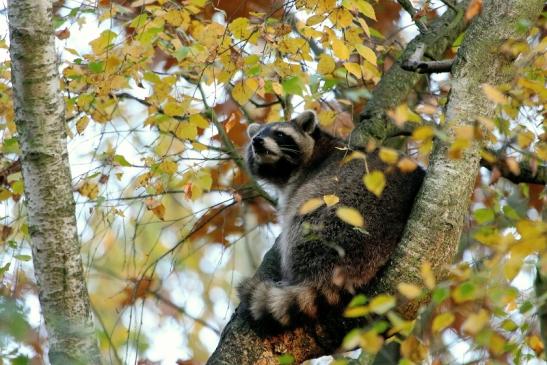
{"left": 0, "top": 0, "right": 545, "bottom": 364}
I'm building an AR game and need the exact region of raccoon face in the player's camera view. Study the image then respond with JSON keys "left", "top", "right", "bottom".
{"left": 246, "top": 111, "right": 318, "bottom": 185}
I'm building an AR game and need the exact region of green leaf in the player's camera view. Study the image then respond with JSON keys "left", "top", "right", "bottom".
{"left": 88, "top": 61, "right": 105, "bottom": 74}
{"left": 14, "top": 255, "right": 31, "bottom": 262}
{"left": 278, "top": 354, "right": 294, "bottom": 365}
{"left": 113, "top": 155, "right": 131, "bottom": 167}
{"left": 474, "top": 208, "right": 495, "bottom": 224}
{"left": 282, "top": 76, "right": 304, "bottom": 96}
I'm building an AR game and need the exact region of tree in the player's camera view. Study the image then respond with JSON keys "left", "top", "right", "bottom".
{"left": 0, "top": 0, "right": 545, "bottom": 364}
{"left": 6, "top": 0, "right": 101, "bottom": 364}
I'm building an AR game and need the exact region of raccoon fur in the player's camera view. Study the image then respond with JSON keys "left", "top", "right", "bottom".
{"left": 239, "top": 111, "right": 425, "bottom": 326}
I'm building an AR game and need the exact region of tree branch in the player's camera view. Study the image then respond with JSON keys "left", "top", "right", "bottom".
{"left": 397, "top": 0, "right": 429, "bottom": 34}
{"left": 350, "top": 0, "right": 470, "bottom": 146}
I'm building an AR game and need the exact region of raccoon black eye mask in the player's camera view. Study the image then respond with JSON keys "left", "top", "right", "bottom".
{"left": 239, "top": 110, "right": 425, "bottom": 326}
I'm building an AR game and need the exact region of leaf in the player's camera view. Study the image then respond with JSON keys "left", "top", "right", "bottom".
{"left": 323, "top": 194, "right": 339, "bottom": 206}
{"left": 363, "top": 171, "right": 386, "bottom": 197}
{"left": 336, "top": 207, "right": 364, "bottom": 227}
{"left": 89, "top": 30, "right": 117, "bottom": 54}
{"left": 175, "top": 122, "right": 198, "bottom": 140}
{"left": 317, "top": 54, "right": 336, "bottom": 74}
{"left": 232, "top": 79, "right": 258, "bottom": 104}
{"left": 355, "top": 44, "right": 377, "bottom": 65}
{"left": 356, "top": 1, "right": 376, "bottom": 20}
{"left": 164, "top": 101, "right": 185, "bottom": 117}
{"left": 113, "top": 155, "right": 131, "bottom": 167}
{"left": 474, "top": 208, "right": 495, "bottom": 224}
{"left": 420, "top": 261, "right": 436, "bottom": 289}
{"left": 452, "top": 281, "right": 478, "bottom": 303}
{"left": 332, "top": 39, "right": 350, "bottom": 60}
{"left": 359, "top": 330, "right": 384, "bottom": 354}
{"left": 189, "top": 114, "right": 209, "bottom": 129}
{"left": 278, "top": 354, "right": 294, "bottom": 365}
{"left": 158, "top": 160, "right": 178, "bottom": 175}
{"left": 14, "top": 255, "right": 31, "bottom": 262}
{"left": 432, "top": 312, "right": 455, "bottom": 332}
{"left": 461, "top": 309, "right": 489, "bottom": 335}
{"left": 344, "top": 62, "right": 362, "bottom": 78}
{"left": 344, "top": 305, "right": 370, "bottom": 318}
{"left": 379, "top": 148, "right": 398, "bottom": 165}
{"left": 76, "top": 116, "right": 89, "bottom": 134}
{"left": 282, "top": 76, "right": 304, "bottom": 96}
{"left": 369, "top": 294, "right": 396, "bottom": 314}
{"left": 397, "top": 157, "right": 418, "bottom": 173}
{"left": 482, "top": 84, "right": 509, "bottom": 105}
{"left": 397, "top": 283, "right": 422, "bottom": 299}
{"left": 299, "top": 198, "right": 324, "bottom": 215}
{"left": 78, "top": 182, "right": 99, "bottom": 199}
{"left": 412, "top": 126, "right": 435, "bottom": 141}
{"left": 145, "top": 199, "right": 165, "bottom": 220}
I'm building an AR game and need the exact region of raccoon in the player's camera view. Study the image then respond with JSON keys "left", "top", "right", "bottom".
{"left": 239, "top": 111, "right": 424, "bottom": 326}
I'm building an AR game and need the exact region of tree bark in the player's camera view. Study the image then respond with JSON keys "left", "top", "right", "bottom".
{"left": 207, "top": 0, "right": 543, "bottom": 364}
{"left": 8, "top": 1, "right": 102, "bottom": 364}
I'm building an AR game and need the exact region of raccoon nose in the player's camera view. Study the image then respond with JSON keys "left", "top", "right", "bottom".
{"left": 252, "top": 136, "right": 265, "bottom": 148}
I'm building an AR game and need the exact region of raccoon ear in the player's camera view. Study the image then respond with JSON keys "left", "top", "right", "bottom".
{"left": 292, "top": 110, "right": 317, "bottom": 134}
{"left": 247, "top": 123, "right": 262, "bottom": 138}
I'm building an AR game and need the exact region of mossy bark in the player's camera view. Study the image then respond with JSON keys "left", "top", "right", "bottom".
{"left": 207, "top": 1, "right": 543, "bottom": 364}
{"left": 8, "top": 1, "right": 102, "bottom": 364}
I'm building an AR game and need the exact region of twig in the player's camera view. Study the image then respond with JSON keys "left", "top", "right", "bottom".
{"left": 397, "top": 0, "right": 429, "bottom": 34}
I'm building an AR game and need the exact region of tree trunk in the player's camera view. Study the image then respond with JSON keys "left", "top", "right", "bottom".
{"left": 207, "top": 0, "right": 543, "bottom": 363}
{"left": 8, "top": 1, "right": 102, "bottom": 364}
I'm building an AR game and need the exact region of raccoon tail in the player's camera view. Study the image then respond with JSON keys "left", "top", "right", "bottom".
{"left": 238, "top": 277, "right": 330, "bottom": 326}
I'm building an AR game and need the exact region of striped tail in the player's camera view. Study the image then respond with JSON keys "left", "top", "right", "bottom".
{"left": 238, "top": 277, "right": 341, "bottom": 326}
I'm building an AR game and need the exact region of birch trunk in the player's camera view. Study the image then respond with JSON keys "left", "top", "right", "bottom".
{"left": 8, "top": 1, "right": 102, "bottom": 364}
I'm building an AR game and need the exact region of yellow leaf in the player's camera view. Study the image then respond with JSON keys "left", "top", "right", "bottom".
{"left": 357, "top": 17, "right": 370, "bottom": 37}
{"left": 332, "top": 39, "right": 350, "bottom": 60}
{"left": 299, "top": 198, "right": 324, "bottom": 215}
{"left": 432, "top": 312, "right": 455, "bottom": 332}
{"left": 89, "top": 30, "right": 117, "bottom": 54}
{"left": 355, "top": 44, "right": 376, "bottom": 65}
{"left": 164, "top": 101, "right": 185, "bottom": 116}
{"left": 356, "top": 1, "right": 376, "bottom": 20}
{"left": 461, "top": 309, "right": 489, "bottom": 335}
{"left": 397, "top": 282, "right": 422, "bottom": 299}
{"left": 164, "top": 9, "right": 183, "bottom": 26}
{"left": 397, "top": 157, "right": 418, "bottom": 173}
{"left": 175, "top": 122, "right": 198, "bottom": 140}
{"left": 189, "top": 113, "right": 209, "bottom": 129}
{"left": 331, "top": 8, "right": 353, "bottom": 28}
{"left": 420, "top": 261, "right": 436, "bottom": 289}
{"left": 232, "top": 78, "right": 258, "bottom": 105}
{"left": 158, "top": 160, "right": 178, "bottom": 175}
{"left": 323, "top": 194, "right": 339, "bottom": 206}
{"left": 318, "top": 110, "right": 336, "bottom": 126}
{"left": 76, "top": 116, "right": 89, "bottom": 134}
{"left": 344, "top": 305, "right": 370, "bottom": 318}
{"left": 317, "top": 54, "right": 336, "bottom": 74}
{"left": 516, "top": 130, "right": 534, "bottom": 149}
{"left": 482, "top": 84, "right": 509, "bottom": 105}
{"left": 78, "top": 182, "right": 99, "bottom": 200}
{"left": 369, "top": 294, "right": 396, "bottom": 314}
{"left": 344, "top": 62, "right": 362, "bottom": 78}
{"left": 379, "top": 148, "right": 398, "bottom": 165}
{"left": 359, "top": 330, "right": 383, "bottom": 354}
{"left": 505, "top": 157, "right": 520, "bottom": 176}
{"left": 400, "top": 336, "right": 428, "bottom": 363}
{"left": 412, "top": 126, "right": 435, "bottom": 141}
{"left": 363, "top": 171, "right": 386, "bottom": 197}
{"left": 336, "top": 206, "right": 364, "bottom": 227}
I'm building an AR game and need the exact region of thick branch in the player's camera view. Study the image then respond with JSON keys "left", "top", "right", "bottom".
{"left": 350, "top": 0, "right": 470, "bottom": 146}
{"left": 401, "top": 58, "right": 454, "bottom": 73}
